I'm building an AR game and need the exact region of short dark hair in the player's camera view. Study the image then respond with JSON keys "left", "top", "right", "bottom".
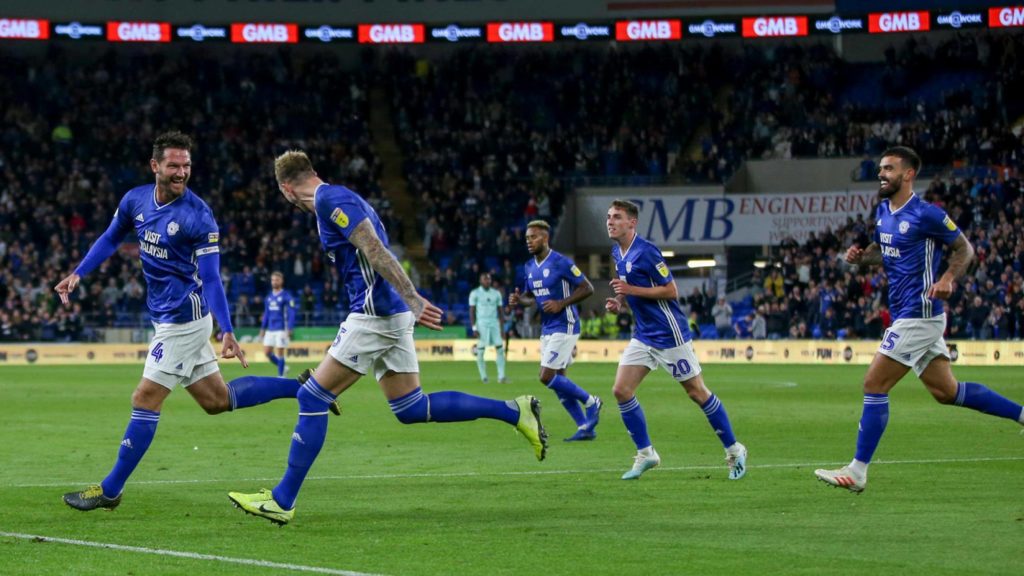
{"left": 881, "top": 146, "right": 921, "bottom": 173}
{"left": 152, "top": 131, "right": 193, "bottom": 161}
{"left": 610, "top": 199, "right": 640, "bottom": 219}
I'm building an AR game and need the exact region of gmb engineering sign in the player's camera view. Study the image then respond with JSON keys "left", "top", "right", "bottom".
{"left": 577, "top": 188, "right": 877, "bottom": 248}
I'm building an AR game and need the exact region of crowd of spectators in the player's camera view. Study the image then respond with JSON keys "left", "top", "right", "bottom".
{"left": 0, "top": 46, "right": 385, "bottom": 341}
{"left": 693, "top": 171, "right": 1024, "bottom": 341}
{"left": 1, "top": 34, "right": 1023, "bottom": 342}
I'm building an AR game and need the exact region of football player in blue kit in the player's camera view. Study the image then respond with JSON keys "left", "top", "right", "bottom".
{"left": 815, "top": 146, "right": 1024, "bottom": 492}
{"left": 57, "top": 132, "right": 321, "bottom": 512}
{"left": 227, "top": 151, "right": 547, "bottom": 525}
{"left": 260, "top": 271, "right": 296, "bottom": 376}
{"left": 605, "top": 199, "right": 748, "bottom": 481}
{"left": 509, "top": 220, "right": 603, "bottom": 441}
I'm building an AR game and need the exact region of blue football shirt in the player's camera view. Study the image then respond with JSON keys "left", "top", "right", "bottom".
{"left": 314, "top": 183, "right": 408, "bottom": 317}
{"left": 612, "top": 235, "right": 690, "bottom": 348}
{"left": 522, "top": 250, "right": 586, "bottom": 336}
{"left": 263, "top": 289, "right": 296, "bottom": 331}
{"left": 106, "top": 184, "right": 220, "bottom": 324}
{"left": 873, "top": 194, "right": 961, "bottom": 320}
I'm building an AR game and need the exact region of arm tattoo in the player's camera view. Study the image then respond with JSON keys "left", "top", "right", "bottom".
{"left": 944, "top": 234, "right": 975, "bottom": 279}
{"left": 860, "top": 242, "right": 882, "bottom": 266}
{"left": 348, "top": 219, "right": 425, "bottom": 317}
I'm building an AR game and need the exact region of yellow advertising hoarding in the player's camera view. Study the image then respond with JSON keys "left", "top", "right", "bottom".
{"left": 0, "top": 339, "right": 1022, "bottom": 367}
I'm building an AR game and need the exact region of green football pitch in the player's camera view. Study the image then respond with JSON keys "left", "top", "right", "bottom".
{"left": 1, "top": 362, "right": 1021, "bottom": 576}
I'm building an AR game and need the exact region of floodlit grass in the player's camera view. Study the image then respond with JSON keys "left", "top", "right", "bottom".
{"left": 1, "top": 362, "right": 1021, "bottom": 575}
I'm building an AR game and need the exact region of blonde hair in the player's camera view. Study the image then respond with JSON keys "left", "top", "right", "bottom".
{"left": 526, "top": 220, "right": 551, "bottom": 232}
{"left": 274, "top": 150, "right": 315, "bottom": 185}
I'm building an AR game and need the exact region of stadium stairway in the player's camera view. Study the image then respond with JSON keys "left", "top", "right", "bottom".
{"left": 368, "top": 85, "right": 433, "bottom": 277}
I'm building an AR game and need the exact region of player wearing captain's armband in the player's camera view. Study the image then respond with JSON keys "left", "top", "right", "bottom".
{"left": 605, "top": 200, "right": 747, "bottom": 481}
{"left": 58, "top": 132, "right": 338, "bottom": 513}
{"left": 815, "top": 146, "right": 1024, "bottom": 493}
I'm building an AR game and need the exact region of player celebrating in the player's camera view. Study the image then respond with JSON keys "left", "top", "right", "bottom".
{"left": 509, "top": 220, "right": 602, "bottom": 441}
{"left": 605, "top": 200, "right": 747, "bottom": 480}
{"left": 260, "top": 271, "right": 296, "bottom": 376}
{"left": 57, "top": 132, "right": 327, "bottom": 512}
{"left": 227, "top": 151, "right": 547, "bottom": 525}
{"left": 815, "top": 146, "right": 1024, "bottom": 493}
{"left": 469, "top": 272, "right": 509, "bottom": 383}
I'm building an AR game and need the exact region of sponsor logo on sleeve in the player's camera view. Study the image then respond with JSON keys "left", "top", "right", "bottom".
{"left": 208, "top": 232, "right": 219, "bottom": 243}
{"left": 331, "top": 207, "right": 350, "bottom": 228}
{"left": 571, "top": 265, "right": 582, "bottom": 277}
{"left": 656, "top": 261, "right": 670, "bottom": 278}
{"left": 942, "top": 215, "right": 958, "bottom": 231}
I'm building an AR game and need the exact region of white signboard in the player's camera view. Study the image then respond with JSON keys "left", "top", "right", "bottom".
{"left": 578, "top": 188, "right": 877, "bottom": 248}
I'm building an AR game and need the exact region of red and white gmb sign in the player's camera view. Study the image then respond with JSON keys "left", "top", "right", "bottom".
{"left": 614, "top": 20, "right": 681, "bottom": 41}
{"left": 107, "top": 22, "right": 171, "bottom": 42}
{"left": 989, "top": 6, "right": 1024, "bottom": 27}
{"left": 741, "top": 17, "right": 808, "bottom": 38}
{"left": 868, "top": 11, "right": 930, "bottom": 33}
{"left": 486, "top": 22, "right": 554, "bottom": 43}
{"left": 230, "top": 23, "right": 298, "bottom": 43}
{"left": 0, "top": 18, "right": 48, "bottom": 40}
{"left": 358, "top": 24, "right": 425, "bottom": 43}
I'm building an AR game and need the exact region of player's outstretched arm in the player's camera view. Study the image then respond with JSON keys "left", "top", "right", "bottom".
{"left": 348, "top": 219, "right": 443, "bottom": 330}
{"left": 929, "top": 234, "right": 975, "bottom": 299}
{"left": 197, "top": 252, "right": 248, "bottom": 368}
{"left": 55, "top": 217, "right": 127, "bottom": 305}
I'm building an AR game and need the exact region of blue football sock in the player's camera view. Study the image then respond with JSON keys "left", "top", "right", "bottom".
{"left": 553, "top": 389, "right": 587, "bottom": 426}
{"left": 854, "top": 393, "right": 889, "bottom": 464}
{"left": 267, "top": 352, "right": 281, "bottom": 370}
{"left": 272, "top": 377, "right": 335, "bottom": 510}
{"left": 277, "top": 357, "right": 287, "bottom": 377}
{"left": 548, "top": 374, "right": 590, "bottom": 403}
{"left": 227, "top": 376, "right": 301, "bottom": 410}
{"left": 389, "top": 387, "right": 518, "bottom": 425}
{"left": 955, "top": 382, "right": 1024, "bottom": 421}
{"left": 619, "top": 397, "right": 652, "bottom": 450}
{"left": 700, "top": 394, "right": 737, "bottom": 448}
{"left": 100, "top": 408, "right": 159, "bottom": 498}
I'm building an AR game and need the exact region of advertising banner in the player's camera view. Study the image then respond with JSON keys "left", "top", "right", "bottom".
{"left": 2, "top": 340, "right": 1022, "bottom": 367}
{"left": 577, "top": 188, "right": 877, "bottom": 248}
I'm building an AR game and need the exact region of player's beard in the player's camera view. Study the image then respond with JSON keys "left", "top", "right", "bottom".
{"left": 878, "top": 174, "right": 901, "bottom": 199}
{"left": 159, "top": 173, "right": 188, "bottom": 199}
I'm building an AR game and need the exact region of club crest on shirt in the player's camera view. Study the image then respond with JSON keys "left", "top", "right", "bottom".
{"left": 626, "top": 261, "right": 632, "bottom": 273}
{"left": 543, "top": 268, "right": 550, "bottom": 278}
{"left": 331, "top": 207, "right": 350, "bottom": 228}
{"left": 656, "top": 261, "right": 670, "bottom": 278}
{"left": 942, "top": 215, "right": 957, "bottom": 231}
{"left": 898, "top": 221, "right": 909, "bottom": 234}
{"left": 167, "top": 221, "right": 179, "bottom": 236}
{"left": 571, "top": 265, "right": 582, "bottom": 277}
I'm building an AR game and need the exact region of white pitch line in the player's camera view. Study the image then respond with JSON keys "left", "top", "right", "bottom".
{"left": 6, "top": 456, "right": 1022, "bottom": 489}
{"left": 0, "top": 532, "right": 384, "bottom": 576}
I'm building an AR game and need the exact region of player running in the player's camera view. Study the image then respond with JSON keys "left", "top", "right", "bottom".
{"left": 57, "top": 132, "right": 336, "bottom": 513}
{"left": 260, "top": 271, "right": 296, "bottom": 377}
{"left": 469, "top": 272, "right": 509, "bottom": 383}
{"left": 815, "top": 146, "right": 1024, "bottom": 493}
{"left": 509, "top": 220, "right": 603, "bottom": 441}
{"left": 227, "top": 151, "right": 547, "bottom": 525}
{"left": 605, "top": 200, "right": 747, "bottom": 480}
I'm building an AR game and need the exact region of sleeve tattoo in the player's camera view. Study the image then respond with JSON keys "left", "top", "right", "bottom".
{"left": 348, "top": 219, "right": 425, "bottom": 317}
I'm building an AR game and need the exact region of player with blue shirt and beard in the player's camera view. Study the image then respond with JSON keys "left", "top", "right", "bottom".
{"left": 227, "top": 151, "right": 547, "bottom": 525}
{"left": 260, "top": 271, "right": 296, "bottom": 377}
{"left": 815, "top": 146, "right": 1024, "bottom": 493}
{"left": 605, "top": 200, "right": 748, "bottom": 480}
{"left": 509, "top": 220, "right": 603, "bottom": 441}
{"left": 57, "top": 132, "right": 338, "bottom": 512}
